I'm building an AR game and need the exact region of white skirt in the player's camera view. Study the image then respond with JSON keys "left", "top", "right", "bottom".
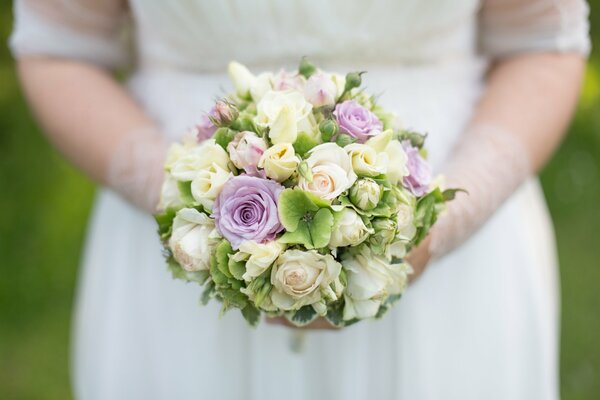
{"left": 72, "top": 60, "right": 559, "bottom": 400}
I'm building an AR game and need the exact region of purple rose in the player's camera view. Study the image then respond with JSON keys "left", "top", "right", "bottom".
{"left": 333, "top": 100, "right": 383, "bottom": 143}
{"left": 402, "top": 141, "right": 432, "bottom": 196}
{"left": 213, "top": 175, "right": 284, "bottom": 249}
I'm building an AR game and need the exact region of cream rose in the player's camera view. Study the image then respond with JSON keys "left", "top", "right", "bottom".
{"left": 342, "top": 246, "right": 411, "bottom": 320}
{"left": 232, "top": 240, "right": 286, "bottom": 281}
{"left": 396, "top": 203, "right": 417, "bottom": 241}
{"left": 190, "top": 163, "right": 233, "bottom": 211}
{"left": 170, "top": 139, "right": 231, "bottom": 181}
{"left": 258, "top": 143, "right": 300, "bottom": 182}
{"left": 158, "top": 175, "right": 185, "bottom": 210}
{"left": 169, "top": 208, "right": 219, "bottom": 272}
{"left": 384, "top": 140, "right": 409, "bottom": 185}
{"left": 345, "top": 143, "right": 388, "bottom": 177}
{"left": 329, "top": 208, "right": 372, "bottom": 248}
{"left": 255, "top": 90, "right": 315, "bottom": 144}
{"left": 270, "top": 249, "right": 342, "bottom": 311}
{"left": 298, "top": 143, "right": 357, "bottom": 200}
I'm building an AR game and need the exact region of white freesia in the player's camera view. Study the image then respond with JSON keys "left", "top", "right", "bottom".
{"left": 298, "top": 143, "right": 357, "bottom": 200}
{"left": 158, "top": 175, "right": 185, "bottom": 210}
{"left": 384, "top": 140, "right": 410, "bottom": 185}
{"left": 329, "top": 208, "right": 372, "bottom": 248}
{"left": 233, "top": 240, "right": 286, "bottom": 281}
{"left": 342, "top": 246, "right": 411, "bottom": 320}
{"left": 270, "top": 250, "right": 342, "bottom": 312}
{"left": 255, "top": 90, "right": 315, "bottom": 144}
{"left": 345, "top": 143, "right": 388, "bottom": 177}
{"left": 250, "top": 72, "right": 273, "bottom": 102}
{"left": 396, "top": 203, "right": 417, "bottom": 241}
{"left": 169, "top": 208, "right": 219, "bottom": 272}
{"left": 190, "top": 163, "right": 233, "bottom": 211}
{"left": 304, "top": 71, "right": 338, "bottom": 107}
{"left": 170, "top": 139, "right": 231, "bottom": 181}
{"left": 228, "top": 61, "right": 256, "bottom": 98}
{"left": 258, "top": 143, "right": 300, "bottom": 182}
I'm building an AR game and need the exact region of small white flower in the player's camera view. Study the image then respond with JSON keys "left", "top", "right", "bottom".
{"left": 345, "top": 143, "right": 388, "bottom": 177}
{"left": 349, "top": 178, "right": 381, "bottom": 210}
{"left": 228, "top": 61, "right": 256, "bottom": 98}
{"left": 255, "top": 90, "right": 315, "bottom": 144}
{"left": 169, "top": 208, "right": 219, "bottom": 272}
{"left": 258, "top": 143, "right": 300, "bottom": 182}
{"left": 233, "top": 240, "right": 286, "bottom": 281}
{"left": 190, "top": 163, "right": 233, "bottom": 211}
{"left": 227, "top": 131, "right": 267, "bottom": 174}
{"left": 384, "top": 140, "right": 409, "bottom": 185}
{"left": 329, "top": 208, "right": 372, "bottom": 248}
{"left": 304, "top": 71, "right": 338, "bottom": 108}
{"left": 158, "top": 175, "right": 185, "bottom": 210}
{"left": 342, "top": 246, "right": 410, "bottom": 320}
{"left": 170, "top": 139, "right": 231, "bottom": 181}
{"left": 396, "top": 203, "right": 416, "bottom": 241}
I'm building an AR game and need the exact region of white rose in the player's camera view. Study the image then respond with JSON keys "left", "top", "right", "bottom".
{"left": 345, "top": 143, "right": 388, "bottom": 177}
{"left": 329, "top": 208, "right": 372, "bottom": 248}
{"left": 255, "top": 90, "right": 315, "bottom": 144}
{"left": 170, "top": 139, "right": 231, "bottom": 181}
{"left": 270, "top": 250, "right": 342, "bottom": 311}
{"left": 228, "top": 61, "right": 256, "bottom": 98}
{"left": 258, "top": 143, "right": 300, "bottom": 182}
{"left": 227, "top": 131, "right": 267, "bottom": 174}
{"left": 272, "top": 69, "right": 306, "bottom": 91}
{"left": 304, "top": 71, "right": 338, "bottom": 108}
{"left": 396, "top": 203, "right": 417, "bottom": 241}
{"left": 384, "top": 140, "right": 409, "bottom": 185}
{"left": 169, "top": 208, "right": 219, "bottom": 272}
{"left": 190, "top": 163, "right": 233, "bottom": 211}
{"left": 232, "top": 240, "right": 286, "bottom": 281}
{"left": 342, "top": 246, "right": 411, "bottom": 320}
{"left": 298, "top": 143, "right": 357, "bottom": 200}
{"left": 250, "top": 72, "right": 273, "bottom": 102}
{"left": 158, "top": 175, "right": 185, "bottom": 210}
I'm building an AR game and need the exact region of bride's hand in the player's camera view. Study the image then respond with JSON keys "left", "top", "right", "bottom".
{"left": 266, "top": 316, "right": 340, "bottom": 330}
{"left": 405, "top": 235, "right": 432, "bottom": 284}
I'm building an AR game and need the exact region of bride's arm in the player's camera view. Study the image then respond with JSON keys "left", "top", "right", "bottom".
{"left": 16, "top": 58, "right": 166, "bottom": 213}
{"left": 12, "top": 0, "right": 166, "bottom": 213}
{"left": 408, "top": 0, "right": 591, "bottom": 278}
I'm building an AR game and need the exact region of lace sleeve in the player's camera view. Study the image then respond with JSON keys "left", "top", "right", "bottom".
{"left": 479, "top": 0, "right": 591, "bottom": 58}
{"left": 10, "top": 0, "right": 130, "bottom": 69}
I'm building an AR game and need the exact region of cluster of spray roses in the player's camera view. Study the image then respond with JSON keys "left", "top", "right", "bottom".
{"left": 155, "top": 59, "right": 457, "bottom": 327}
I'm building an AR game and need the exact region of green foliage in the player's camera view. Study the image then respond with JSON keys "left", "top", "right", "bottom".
{"left": 177, "top": 180, "right": 196, "bottom": 205}
{"left": 298, "top": 57, "right": 317, "bottom": 78}
{"left": 240, "top": 303, "right": 260, "bottom": 327}
{"left": 335, "top": 133, "right": 356, "bottom": 147}
{"left": 213, "top": 127, "right": 238, "bottom": 150}
{"left": 289, "top": 305, "right": 318, "bottom": 326}
{"left": 293, "top": 132, "right": 320, "bottom": 157}
{"left": 155, "top": 208, "right": 177, "bottom": 241}
{"left": 278, "top": 189, "right": 334, "bottom": 249}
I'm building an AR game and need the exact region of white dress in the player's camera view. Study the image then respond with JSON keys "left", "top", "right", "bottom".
{"left": 10, "top": 1, "right": 591, "bottom": 399}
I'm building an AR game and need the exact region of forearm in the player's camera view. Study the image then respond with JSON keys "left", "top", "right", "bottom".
{"left": 17, "top": 57, "right": 166, "bottom": 212}
{"left": 409, "top": 53, "right": 585, "bottom": 270}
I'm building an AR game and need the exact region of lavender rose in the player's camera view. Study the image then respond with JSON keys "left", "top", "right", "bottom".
{"left": 333, "top": 100, "right": 383, "bottom": 143}
{"left": 402, "top": 141, "right": 432, "bottom": 196}
{"left": 213, "top": 175, "right": 284, "bottom": 249}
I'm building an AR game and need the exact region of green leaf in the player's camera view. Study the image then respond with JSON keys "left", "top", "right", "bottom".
{"left": 293, "top": 132, "right": 320, "bottom": 157}
{"left": 200, "top": 280, "right": 215, "bottom": 305}
{"left": 279, "top": 221, "right": 312, "bottom": 247}
{"left": 241, "top": 303, "right": 261, "bottom": 327}
{"left": 309, "top": 208, "right": 334, "bottom": 248}
{"left": 155, "top": 208, "right": 177, "bottom": 241}
{"left": 228, "top": 257, "right": 246, "bottom": 281}
{"left": 210, "top": 253, "right": 229, "bottom": 285}
{"left": 442, "top": 188, "right": 467, "bottom": 202}
{"left": 213, "top": 127, "right": 238, "bottom": 150}
{"left": 289, "top": 305, "right": 318, "bottom": 326}
{"left": 324, "top": 300, "right": 346, "bottom": 327}
{"left": 215, "top": 240, "right": 234, "bottom": 278}
{"left": 177, "top": 181, "right": 196, "bottom": 205}
{"left": 278, "top": 188, "right": 320, "bottom": 231}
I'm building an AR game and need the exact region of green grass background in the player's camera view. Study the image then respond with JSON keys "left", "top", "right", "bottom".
{"left": 1, "top": 3, "right": 599, "bottom": 399}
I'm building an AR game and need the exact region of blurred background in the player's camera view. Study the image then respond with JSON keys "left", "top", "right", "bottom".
{"left": 0, "top": 2, "right": 599, "bottom": 399}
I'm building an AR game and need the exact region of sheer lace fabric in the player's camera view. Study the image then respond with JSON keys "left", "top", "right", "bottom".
{"left": 479, "top": 0, "right": 591, "bottom": 57}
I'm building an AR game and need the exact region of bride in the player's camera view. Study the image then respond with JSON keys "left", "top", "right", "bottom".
{"left": 10, "top": 1, "right": 590, "bottom": 399}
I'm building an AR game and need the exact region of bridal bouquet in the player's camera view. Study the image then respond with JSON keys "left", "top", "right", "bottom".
{"left": 155, "top": 59, "right": 457, "bottom": 327}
